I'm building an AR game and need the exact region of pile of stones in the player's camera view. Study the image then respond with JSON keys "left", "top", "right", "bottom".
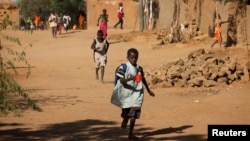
{"left": 145, "top": 48, "right": 250, "bottom": 88}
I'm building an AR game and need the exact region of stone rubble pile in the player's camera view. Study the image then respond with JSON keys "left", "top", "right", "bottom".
{"left": 156, "top": 20, "right": 203, "bottom": 44}
{"left": 145, "top": 48, "right": 250, "bottom": 88}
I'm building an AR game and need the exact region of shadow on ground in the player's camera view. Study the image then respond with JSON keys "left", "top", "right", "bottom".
{"left": 0, "top": 119, "right": 206, "bottom": 141}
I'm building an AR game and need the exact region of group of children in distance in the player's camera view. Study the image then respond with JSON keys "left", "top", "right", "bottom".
{"left": 91, "top": 29, "right": 155, "bottom": 140}
{"left": 48, "top": 12, "right": 71, "bottom": 38}
{"left": 91, "top": 13, "right": 155, "bottom": 140}
{"left": 90, "top": 2, "right": 233, "bottom": 139}
{"left": 93, "top": 1, "right": 125, "bottom": 83}
{"left": 96, "top": 2, "right": 124, "bottom": 39}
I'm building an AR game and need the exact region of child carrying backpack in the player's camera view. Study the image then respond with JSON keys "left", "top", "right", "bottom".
{"left": 111, "top": 48, "right": 155, "bottom": 140}
{"left": 114, "top": 63, "right": 127, "bottom": 86}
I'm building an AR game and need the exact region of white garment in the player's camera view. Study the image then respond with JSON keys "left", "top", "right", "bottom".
{"left": 118, "top": 6, "right": 123, "bottom": 13}
{"left": 94, "top": 38, "right": 107, "bottom": 55}
{"left": 48, "top": 14, "right": 57, "bottom": 27}
{"left": 94, "top": 38, "right": 108, "bottom": 67}
{"left": 111, "top": 61, "right": 144, "bottom": 108}
{"left": 63, "top": 15, "right": 71, "bottom": 27}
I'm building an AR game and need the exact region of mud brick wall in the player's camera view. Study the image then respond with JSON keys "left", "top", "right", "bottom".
{"left": 86, "top": 0, "right": 139, "bottom": 30}
{"left": 0, "top": 0, "right": 19, "bottom": 27}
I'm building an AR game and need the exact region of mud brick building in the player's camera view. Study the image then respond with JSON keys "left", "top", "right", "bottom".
{"left": 0, "top": 0, "right": 19, "bottom": 27}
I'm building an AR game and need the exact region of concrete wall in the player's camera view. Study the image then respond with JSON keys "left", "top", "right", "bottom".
{"left": 86, "top": 0, "right": 139, "bottom": 30}
{"left": 0, "top": 0, "right": 19, "bottom": 27}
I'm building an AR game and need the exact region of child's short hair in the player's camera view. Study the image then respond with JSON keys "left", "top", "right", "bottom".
{"left": 103, "top": 9, "right": 107, "bottom": 13}
{"left": 127, "top": 48, "right": 138, "bottom": 56}
{"left": 97, "top": 29, "right": 103, "bottom": 35}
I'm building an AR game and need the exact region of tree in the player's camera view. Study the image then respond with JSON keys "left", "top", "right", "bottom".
{"left": 18, "top": 0, "right": 86, "bottom": 27}
{"left": 0, "top": 17, "right": 42, "bottom": 116}
{"left": 19, "top": 0, "right": 50, "bottom": 18}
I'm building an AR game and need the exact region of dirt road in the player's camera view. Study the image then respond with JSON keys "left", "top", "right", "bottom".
{"left": 0, "top": 28, "right": 250, "bottom": 141}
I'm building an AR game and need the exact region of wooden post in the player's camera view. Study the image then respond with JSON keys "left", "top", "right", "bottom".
{"left": 139, "top": 0, "right": 144, "bottom": 31}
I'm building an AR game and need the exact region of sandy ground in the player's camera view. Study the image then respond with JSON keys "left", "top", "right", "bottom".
{"left": 0, "top": 27, "right": 250, "bottom": 141}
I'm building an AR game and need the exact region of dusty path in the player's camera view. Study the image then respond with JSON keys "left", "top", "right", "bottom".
{"left": 0, "top": 28, "right": 250, "bottom": 141}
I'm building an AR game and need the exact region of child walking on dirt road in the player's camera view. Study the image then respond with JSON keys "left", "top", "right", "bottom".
{"left": 114, "top": 2, "right": 124, "bottom": 29}
{"left": 111, "top": 48, "right": 155, "bottom": 140}
{"left": 211, "top": 14, "right": 229, "bottom": 48}
{"left": 97, "top": 9, "right": 109, "bottom": 38}
{"left": 91, "top": 30, "right": 109, "bottom": 83}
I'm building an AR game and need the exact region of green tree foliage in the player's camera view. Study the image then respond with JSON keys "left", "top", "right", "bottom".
{"left": 18, "top": 0, "right": 86, "bottom": 26}
{"left": 0, "top": 18, "right": 42, "bottom": 116}
{"left": 19, "top": 0, "right": 50, "bottom": 18}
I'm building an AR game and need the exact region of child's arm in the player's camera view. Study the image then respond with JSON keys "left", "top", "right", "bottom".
{"left": 118, "top": 67, "right": 135, "bottom": 90}
{"left": 220, "top": 21, "right": 229, "bottom": 24}
{"left": 142, "top": 78, "right": 155, "bottom": 97}
{"left": 106, "top": 14, "right": 109, "bottom": 22}
{"left": 120, "top": 76, "right": 134, "bottom": 84}
{"left": 106, "top": 40, "right": 110, "bottom": 52}
{"left": 91, "top": 39, "right": 96, "bottom": 50}
{"left": 141, "top": 68, "right": 155, "bottom": 97}
{"left": 97, "top": 15, "right": 101, "bottom": 26}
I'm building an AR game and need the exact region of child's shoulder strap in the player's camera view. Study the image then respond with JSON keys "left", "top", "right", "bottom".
{"left": 117, "top": 63, "right": 127, "bottom": 72}
{"left": 137, "top": 65, "right": 142, "bottom": 70}
{"left": 121, "top": 63, "right": 127, "bottom": 71}
{"left": 103, "top": 39, "right": 107, "bottom": 44}
{"left": 136, "top": 65, "right": 143, "bottom": 73}
{"left": 114, "top": 63, "right": 127, "bottom": 86}
{"left": 94, "top": 38, "right": 99, "bottom": 43}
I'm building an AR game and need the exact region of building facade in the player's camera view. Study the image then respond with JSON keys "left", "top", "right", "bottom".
{"left": 0, "top": 0, "right": 19, "bottom": 27}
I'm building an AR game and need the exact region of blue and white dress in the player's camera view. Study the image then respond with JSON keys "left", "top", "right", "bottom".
{"left": 111, "top": 61, "right": 144, "bottom": 108}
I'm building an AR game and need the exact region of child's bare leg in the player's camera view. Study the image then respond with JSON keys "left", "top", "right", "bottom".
{"left": 211, "top": 40, "right": 218, "bottom": 48}
{"left": 101, "top": 66, "right": 105, "bottom": 82}
{"left": 220, "top": 38, "right": 223, "bottom": 48}
{"left": 121, "top": 117, "right": 129, "bottom": 129}
{"left": 96, "top": 68, "right": 99, "bottom": 80}
{"left": 128, "top": 117, "right": 139, "bottom": 140}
